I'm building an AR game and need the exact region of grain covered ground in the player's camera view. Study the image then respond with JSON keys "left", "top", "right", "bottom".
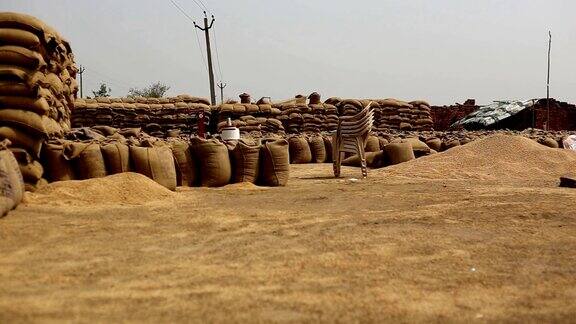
{"left": 1, "top": 135, "right": 576, "bottom": 322}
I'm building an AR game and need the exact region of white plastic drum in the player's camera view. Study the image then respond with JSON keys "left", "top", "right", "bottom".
{"left": 221, "top": 127, "right": 240, "bottom": 141}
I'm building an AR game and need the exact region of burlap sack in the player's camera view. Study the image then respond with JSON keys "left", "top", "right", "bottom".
{"left": 342, "top": 151, "right": 386, "bottom": 168}
{"left": 0, "top": 148, "right": 25, "bottom": 210}
{"left": 64, "top": 142, "right": 107, "bottom": 180}
{"left": 308, "top": 135, "right": 326, "bottom": 163}
{"left": 0, "top": 28, "right": 41, "bottom": 48}
{"left": 42, "top": 141, "right": 75, "bottom": 182}
{"left": 365, "top": 135, "right": 380, "bottom": 152}
{"left": 259, "top": 139, "right": 289, "bottom": 187}
{"left": 442, "top": 140, "right": 460, "bottom": 151}
{"left": 0, "top": 126, "right": 43, "bottom": 158}
{"left": 384, "top": 142, "right": 415, "bottom": 165}
{"left": 19, "top": 159, "right": 43, "bottom": 184}
{"left": 169, "top": 139, "right": 197, "bottom": 187}
{"left": 425, "top": 138, "right": 442, "bottom": 152}
{"left": 130, "top": 145, "right": 177, "bottom": 190}
{"left": 101, "top": 142, "right": 130, "bottom": 175}
{"left": 227, "top": 139, "right": 261, "bottom": 184}
{"left": 323, "top": 135, "right": 333, "bottom": 163}
{"left": 288, "top": 136, "right": 312, "bottom": 164}
{"left": 192, "top": 138, "right": 231, "bottom": 187}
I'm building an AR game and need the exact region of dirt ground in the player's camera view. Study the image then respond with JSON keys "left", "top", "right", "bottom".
{"left": 1, "top": 161, "right": 576, "bottom": 322}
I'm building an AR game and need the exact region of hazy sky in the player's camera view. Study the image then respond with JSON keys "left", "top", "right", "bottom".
{"left": 4, "top": 0, "right": 575, "bottom": 105}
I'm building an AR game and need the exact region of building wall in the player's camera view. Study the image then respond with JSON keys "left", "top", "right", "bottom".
{"left": 430, "top": 102, "right": 479, "bottom": 130}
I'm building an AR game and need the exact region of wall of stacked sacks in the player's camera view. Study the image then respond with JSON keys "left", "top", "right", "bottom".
{"left": 0, "top": 12, "right": 77, "bottom": 192}
{"left": 42, "top": 127, "right": 290, "bottom": 190}
{"left": 72, "top": 95, "right": 211, "bottom": 137}
{"left": 215, "top": 93, "right": 434, "bottom": 137}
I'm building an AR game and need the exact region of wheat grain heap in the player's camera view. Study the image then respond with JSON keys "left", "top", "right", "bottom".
{"left": 0, "top": 12, "right": 77, "bottom": 190}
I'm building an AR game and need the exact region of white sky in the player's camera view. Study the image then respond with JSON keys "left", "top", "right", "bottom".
{"left": 4, "top": 0, "right": 575, "bottom": 105}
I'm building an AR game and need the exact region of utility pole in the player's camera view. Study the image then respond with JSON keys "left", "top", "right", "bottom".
{"left": 546, "top": 31, "right": 552, "bottom": 131}
{"left": 78, "top": 65, "right": 86, "bottom": 98}
{"left": 217, "top": 82, "right": 227, "bottom": 104}
{"left": 194, "top": 12, "right": 216, "bottom": 106}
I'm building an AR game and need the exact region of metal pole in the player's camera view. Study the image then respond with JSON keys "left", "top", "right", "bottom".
{"left": 195, "top": 13, "right": 216, "bottom": 106}
{"left": 217, "top": 82, "right": 227, "bottom": 105}
{"left": 78, "top": 65, "right": 86, "bottom": 98}
{"left": 546, "top": 31, "right": 551, "bottom": 130}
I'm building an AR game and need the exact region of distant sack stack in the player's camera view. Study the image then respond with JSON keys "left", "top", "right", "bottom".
{"left": 72, "top": 95, "right": 211, "bottom": 138}
{"left": 0, "top": 12, "right": 78, "bottom": 188}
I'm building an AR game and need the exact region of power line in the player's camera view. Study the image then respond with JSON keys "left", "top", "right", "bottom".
{"left": 169, "top": 0, "right": 199, "bottom": 18}
{"left": 169, "top": 0, "right": 209, "bottom": 73}
{"left": 196, "top": 0, "right": 210, "bottom": 13}
{"left": 212, "top": 26, "right": 224, "bottom": 82}
{"left": 194, "top": 28, "right": 209, "bottom": 73}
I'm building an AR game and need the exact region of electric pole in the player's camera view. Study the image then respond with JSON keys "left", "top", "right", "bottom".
{"left": 217, "top": 82, "right": 227, "bottom": 104}
{"left": 194, "top": 12, "right": 216, "bottom": 106}
{"left": 546, "top": 31, "right": 552, "bottom": 131}
{"left": 78, "top": 65, "right": 86, "bottom": 98}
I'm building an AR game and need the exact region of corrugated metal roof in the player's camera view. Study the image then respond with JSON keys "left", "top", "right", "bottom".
{"left": 452, "top": 99, "right": 535, "bottom": 128}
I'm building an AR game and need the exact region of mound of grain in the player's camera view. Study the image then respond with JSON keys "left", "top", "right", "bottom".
{"left": 381, "top": 135, "right": 576, "bottom": 185}
{"left": 27, "top": 172, "right": 175, "bottom": 206}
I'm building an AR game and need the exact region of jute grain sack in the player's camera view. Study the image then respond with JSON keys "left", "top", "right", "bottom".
{"left": 323, "top": 135, "right": 333, "bottom": 163}
{"left": 0, "top": 126, "right": 43, "bottom": 157}
{"left": 169, "top": 139, "right": 197, "bottom": 187}
{"left": 288, "top": 135, "right": 312, "bottom": 164}
{"left": 192, "top": 138, "right": 231, "bottom": 187}
{"left": 42, "top": 141, "right": 74, "bottom": 182}
{"left": 0, "top": 28, "right": 41, "bottom": 48}
{"left": 0, "top": 95, "right": 51, "bottom": 115}
{"left": 130, "top": 145, "right": 177, "bottom": 190}
{"left": 365, "top": 135, "right": 380, "bottom": 152}
{"left": 0, "top": 158, "right": 15, "bottom": 216}
{"left": 540, "top": 137, "right": 559, "bottom": 148}
{"left": 0, "top": 148, "right": 24, "bottom": 207}
{"left": 378, "top": 137, "right": 389, "bottom": 150}
{"left": 308, "top": 135, "right": 326, "bottom": 163}
{"left": 101, "top": 142, "right": 130, "bottom": 175}
{"left": 0, "top": 81, "right": 37, "bottom": 97}
{"left": 442, "top": 139, "right": 460, "bottom": 151}
{"left": 0, "top": 109, "right": 62, "bottom": 136}
{"left": 342, "top": 151, "right": 385, "bottom": 168}
{"left": 259, "top": 139, "right": 289, "bottom": 187}
{"left": 19, "top": 159, "right": 43, "bottom": 184}
{"left": 425, "top": 138, "right": 442, "bottom": 152}
{"left": 64, "top": 142, "right": 107, "bottom": 180}
{"left": 0, "top": 46, "right": 46, "bottom": 70}
{"left": 384, "top": 142, "right": 415, "bottom": 165}
{"left": 227, "top": 139, "right": 261, "bottom": 184}
{"left": 24, "top": 178, "right": 47, "bottom": 193}
{"left": 403, "top": 137, "right": 430, "bottom": 157}
{"left": 0, "top": 12, "right": 49, "bottom": 37}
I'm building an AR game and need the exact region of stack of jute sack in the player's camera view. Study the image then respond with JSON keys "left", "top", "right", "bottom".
{"left": 0, "top": 12, "right": 78, "bottom": 189}
{"left": 274, "top": 93, "right": 338, "bottom": 134}
{"left": 213, "top": 93, "right": 284, "bottom": 136}
{"left": 372, "top": 99, "right": 433, "bottom": 131}
{"left": 41, "top": 125, "right": 290, "bottom": 189}
{"left": 0, "top": 139, "right": 25, "bottom": 216}
{"left": 72, "top": 95, "right": 211, "bottom": 137}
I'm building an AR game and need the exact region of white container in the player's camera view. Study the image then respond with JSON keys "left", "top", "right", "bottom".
{"left": 221, "top": 126, "right": 240, "bottom": 140}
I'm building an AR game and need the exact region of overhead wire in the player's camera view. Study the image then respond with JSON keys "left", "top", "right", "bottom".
{"left": 169, "top": 0, "right": 209, "bottom": 73}
{"left": 212, "top": 26, "right": 224, "bottom": 82}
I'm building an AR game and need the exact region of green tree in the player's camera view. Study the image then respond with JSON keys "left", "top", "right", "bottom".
{"left": 92, "top": 83, "right": 112, "bottom": 98}
{"left": 127, "top": 82, "right": 170, "bottom": 98}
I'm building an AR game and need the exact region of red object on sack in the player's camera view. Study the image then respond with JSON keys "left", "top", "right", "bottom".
{"left": 197, "top": 112, "right": 205, "bottom": 138}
